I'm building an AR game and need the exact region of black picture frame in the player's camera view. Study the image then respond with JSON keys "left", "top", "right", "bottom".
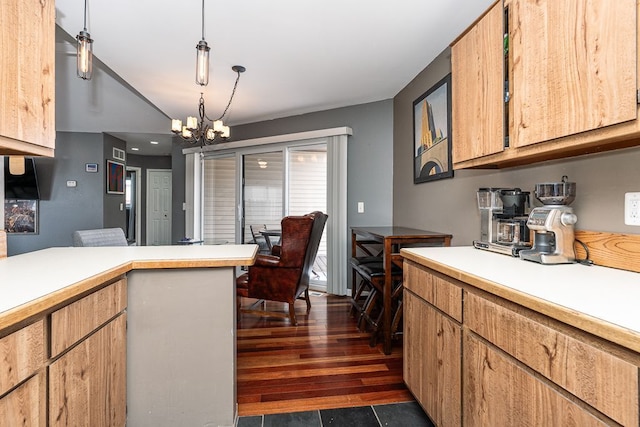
{"left": 413, "top": 74, "right": 453, "bottom": 184}
{"left": 107, "top": 160, "right": 125, "bottom": 194}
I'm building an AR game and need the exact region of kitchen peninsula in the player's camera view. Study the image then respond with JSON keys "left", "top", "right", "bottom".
{"left": 0, "top": 244, "right": 256, "bottom": 427}
{"left": 401, "top": 246, "right": 640, "bottom": 426}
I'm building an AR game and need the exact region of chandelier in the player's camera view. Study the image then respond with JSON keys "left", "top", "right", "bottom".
{"left": 171, "top": 65, "right": 246, "bottom": 146}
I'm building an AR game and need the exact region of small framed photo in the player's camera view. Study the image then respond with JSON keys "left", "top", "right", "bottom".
{"left": 4, "top": 199, "right": 38, "bottom": 234}
{"left": 107, "top": 160, "right": 125, "bottom": 194}
{"left": 85, "top": 163, "right": 98, "bottom": 173}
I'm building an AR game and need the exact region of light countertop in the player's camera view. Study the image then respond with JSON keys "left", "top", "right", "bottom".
{"left": 401, "top": 246, "right": 640, "bottom": 353}
{"left": 0, "top": 245, "right": 257, "bottom": 331}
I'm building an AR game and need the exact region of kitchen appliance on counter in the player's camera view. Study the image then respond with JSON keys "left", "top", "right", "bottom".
{"left": 473, "top": 187, "right": 532, "bottom": 257}
{"left": 520, "top": 176, "right": 578, "bottom": 264}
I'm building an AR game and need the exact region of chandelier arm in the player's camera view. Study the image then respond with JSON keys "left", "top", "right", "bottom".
{"left": 207, "top": 69, "right": 242, "bottom": 122}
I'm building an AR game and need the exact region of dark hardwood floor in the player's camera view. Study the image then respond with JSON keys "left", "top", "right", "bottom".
{"left": 237, "top": 293, "right": 413, "bottom": 416}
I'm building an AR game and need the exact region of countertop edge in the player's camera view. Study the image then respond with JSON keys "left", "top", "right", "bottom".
{"left": 0, "top": 247, "right": 257, "bottom": 334}
{"left": 401, "top": 249, "right": 640, "bottom": 354}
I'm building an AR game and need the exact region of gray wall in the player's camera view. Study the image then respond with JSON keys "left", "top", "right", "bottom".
{"left": 393, "top": 48, "right": 640, "bottom": 246}
{"left": 231, "top": 100, "right": 394, "bottom": 227}
{"left": 6, "top": 133, "right": 104, "bottom": 255}
{"left": 103, "top": 134, "right": 127, "bottom": 229}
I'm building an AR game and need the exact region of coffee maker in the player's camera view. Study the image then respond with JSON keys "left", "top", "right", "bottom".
{"left": 473, "top": 187, "right": 532, "bottom": 257}
{"left": 519, "top": 176, "right": 577, "bottom": 264}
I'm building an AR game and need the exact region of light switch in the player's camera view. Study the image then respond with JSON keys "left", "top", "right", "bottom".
{"left": 120, "top": 203, "right": 124, "bottom": 211}
{"left": 357, "top": 202, "right": 365, "bottom": 213}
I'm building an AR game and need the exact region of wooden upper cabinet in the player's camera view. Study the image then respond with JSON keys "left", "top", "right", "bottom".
{"left": 509, "top": 0, "right": 637, "bottom": 148}
{"left": 0, "top": 0, "right": 55, "bottom": 156}
{"left": 451, "top": 1, "right": 504, "bottom": 164}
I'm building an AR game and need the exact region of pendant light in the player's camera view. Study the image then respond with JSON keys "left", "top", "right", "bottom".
{"left": 195, "top": 0, "right": 210, "bottom": 86}
{"left": 76, "top": 0, "right": 93, "bottom": 80}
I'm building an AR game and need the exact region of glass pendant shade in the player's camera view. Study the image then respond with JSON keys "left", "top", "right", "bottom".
{"left": 186, "top": 116, "right": 198, "bottom": 130}
{"left": 196, "top": 40, "right": 210, "bottom": 86}
{"left": 77, "top": 30, "right": 93, "bottom": 80}
{"left": 171, "top": 119, "right": 182, "bottom": 132}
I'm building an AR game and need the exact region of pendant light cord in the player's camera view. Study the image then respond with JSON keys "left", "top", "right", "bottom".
{"left": 201, "top": 0, "right": 205, "bottom": 40}
{"left": 83, "top": 0, "right": 88, "bottom": 31}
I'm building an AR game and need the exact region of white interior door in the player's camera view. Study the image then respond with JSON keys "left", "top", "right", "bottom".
{"left": 147, "top": 169, "right": 172, "bottom": 245}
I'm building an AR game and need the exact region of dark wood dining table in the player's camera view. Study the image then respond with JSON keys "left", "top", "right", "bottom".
{"left": 259, "top": 229, "right": 282, "bottom": 250}
{"left": 351, "top": 226, "right": 452, "bottom": 354}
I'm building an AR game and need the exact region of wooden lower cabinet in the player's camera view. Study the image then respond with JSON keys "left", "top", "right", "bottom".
{"left": 0, "top": 372, "right": 46, "bottom": 427}
{"left": 404, "top": 290, "right": 461, "bottom": 427}
{"left": 49, "top": 313, "right": 126, "bottom": 427}
{"left": 463, "top": 333, "right": 608, "bottom": 427}
{"left": 403, "top": 263, "right": 640, "bottom": 426}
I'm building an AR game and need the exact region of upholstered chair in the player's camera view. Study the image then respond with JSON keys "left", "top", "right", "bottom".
{"left": 236, "top": 211, "right": 328, "bottom": 325}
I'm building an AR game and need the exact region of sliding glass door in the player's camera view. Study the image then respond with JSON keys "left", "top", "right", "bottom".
{"left": 288, "top": 145, "right": 327, "bottom": 284}
{"left": 242, "top": 151, "right": 284, "bottom": 244}
{"left": 202, "top": 155, "right": 236, "bottom": 245}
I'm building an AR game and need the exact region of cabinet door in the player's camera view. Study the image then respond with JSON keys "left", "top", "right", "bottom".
{"left": 404, "top": 290, "right": 461, "bottom": 427}
{"left": 0, "top": 0, "right": 55, "bottom": 155}
{"left": 49, "top": 314, "right": 126, "bottom": 427}
{"left": 0, "top": 372, "right": 46, "bottom": 427}
{"left": 451, "top": 1, "right": 504, "bottom": 164}
{"left": 464, "top": 333, "right": 610, "bottom": 427}
{"left": 510, "top": 0, "right": 637, "bottom": 148}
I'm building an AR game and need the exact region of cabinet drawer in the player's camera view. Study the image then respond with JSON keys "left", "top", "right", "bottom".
{"left": 51, "top": 279, "right": 127, "bottom": 357}
{"left": 404, "top": 262, "right": 462, "bottom": 322}
{"left": 464, "top": 333, "right": 609, "bottom": 427}
{"left": 465, "top": 292, "right": 639, "bottom": 427}
{"left": 0, "top": 320, "right": 44, "bottom": 396}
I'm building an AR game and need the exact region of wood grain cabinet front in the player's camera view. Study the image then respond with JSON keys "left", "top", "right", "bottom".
{"left": 0, "top": 372, "right": 46, "bottom": 427}
{"left": 451, "top": 0, "right": 640, "bottom": 169}
{"left": 403, "top": 261, "right": 463, "bottom": 427}
{"left": 451, "top": 0, "right": 504, "bottom": 164}
{"left": 48, "top": 279, "right": 127, "bottom": 427}
{"left": 0, "top": 320, "right": 46, "bottom": 427}
{"left": 464, "top": 333, "right": 611, "bottom": 427}
{"left": 0, "top": 0, "right": 55, "bottom": 156}
{"left": 0, "top": 319, "right": 45, "bottom": 396}
{"left": 465, "top": 292, "right": 640, "bottom": 427}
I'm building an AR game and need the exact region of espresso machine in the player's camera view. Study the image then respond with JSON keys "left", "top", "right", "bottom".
{"left": 473, "top": 187, "right": 532, "bottom": 257}
{"left": 519, "top": 176, "right": 578, "bottom": 264}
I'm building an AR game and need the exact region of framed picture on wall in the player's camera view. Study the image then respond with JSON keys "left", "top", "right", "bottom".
{"left": 413, "top": 73, "right": 453, "bottom": 184}
{"left": 4, "top": 199, "right": 38, "bottom": 234}
{"left": 107, "top": 160, "right": 125, "bottom": 194}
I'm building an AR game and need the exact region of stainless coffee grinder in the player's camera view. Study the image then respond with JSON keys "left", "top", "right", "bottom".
{"left": 520, "top": 176, "right": 578, "bottom": 264}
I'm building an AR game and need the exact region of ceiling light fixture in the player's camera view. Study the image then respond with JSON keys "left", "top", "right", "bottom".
{"left": 171, "top": 65, "right": 246, "bottom": 147}
{"left": 195, "top": 0, "right": 210, "bottom": 86}
{"left": 76, "top": 0, "right": 93, "bottom": 80}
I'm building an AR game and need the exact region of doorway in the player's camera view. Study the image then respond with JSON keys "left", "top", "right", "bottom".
{"left": 125, "top": 166, "right": 142, "bottom": 245}
{"left": 146, "top": 169, "right": 172, "bottom": 245}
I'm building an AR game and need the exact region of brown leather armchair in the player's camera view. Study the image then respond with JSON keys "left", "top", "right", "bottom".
{"left": 236, "top": 211, "right": 328, "bottom": 325}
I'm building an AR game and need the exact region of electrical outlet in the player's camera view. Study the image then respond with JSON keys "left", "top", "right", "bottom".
{"left": 357, "top": 202, "right": 365, "bottom": 213}
{"left": 624, "top": 192, "right": 640, "bottom": 226}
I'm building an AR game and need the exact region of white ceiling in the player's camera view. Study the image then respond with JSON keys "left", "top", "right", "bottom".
{"left": 54, "top": 0, "right": 494, "bottom": 155}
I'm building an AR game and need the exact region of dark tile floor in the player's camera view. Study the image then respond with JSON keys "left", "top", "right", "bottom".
{"left": 236, "top": 401, "right": 434, "bottom": 427}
